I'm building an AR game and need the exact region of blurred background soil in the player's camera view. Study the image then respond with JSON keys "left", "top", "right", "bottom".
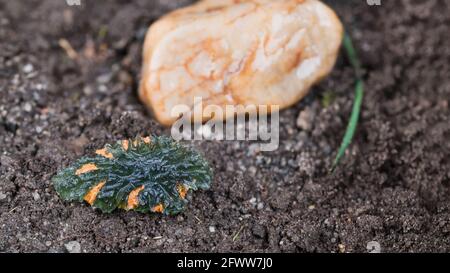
{"left": 0, "top": 0, "right": 449, "bottom": 252}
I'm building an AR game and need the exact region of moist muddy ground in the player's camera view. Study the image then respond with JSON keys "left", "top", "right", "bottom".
{"left": 0, "top": 0, "right": 449, "bottom": 253}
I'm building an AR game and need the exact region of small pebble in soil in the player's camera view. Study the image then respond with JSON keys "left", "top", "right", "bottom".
{"left": 296, "top": 107, "right": 314, "bottom": 131}
{"left": 0, "top": 192, "right": 7, "bottom": 200}
{"left": 96, "top": 73, "right": 112, "bottom": 84}
{"left": 64, "top": 241, "right": 81, "bottom": 253}
{"left": 32, "top": 191, "right": 40, "bottom": 201}
{"left": 209, "top": 226, "right": 216, "bottom": 233}
{"left": 257, "top": 202, "right": 264, "bottom": 210}
{"left": 252, "top": 224, "right": 266, "bottom": 239}
{"left": 366, "top": 241, "right": 381, "bottom": 253}
{"left": 22, "top": 64, "right": 34, "bottom": 74}
{"left": 23, "top": 102, "right": 32, "bottom": 113}
{"left": 247, "top": 144, "right": 261, "bottom": 157}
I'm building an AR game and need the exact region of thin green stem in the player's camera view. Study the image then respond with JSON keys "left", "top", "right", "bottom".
{"left": 331, "top": 33, "right": 364, "bottom": 172}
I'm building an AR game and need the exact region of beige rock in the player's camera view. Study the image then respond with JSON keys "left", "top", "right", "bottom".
{"left": 139, "top": 0, "right": 343, "bottom": 126}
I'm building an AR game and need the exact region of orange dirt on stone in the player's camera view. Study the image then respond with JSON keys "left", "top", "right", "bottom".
{"left": 122, "top": 140, "right": 129, "bottom": 151}
{"left": 152, "top": 203, "right": 164, "bottom": 213}
{"left": 126, "top": 185, "right": 145, "bottom": 210}
{"left": 177, "top": 184, "right": 188, "bottom": 199}
{"left": 75, "top": 163, "right": 98, "bottom": 176}
{"left": 95, "top": 148, "right": 114, "bottom": 159}
{"left": 83, "top": 181, "right": 106, "bottom": 205}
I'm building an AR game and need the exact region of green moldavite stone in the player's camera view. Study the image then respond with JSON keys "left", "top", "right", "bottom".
{"left": 52, "top": 136, "right": 212, "bottom": 215}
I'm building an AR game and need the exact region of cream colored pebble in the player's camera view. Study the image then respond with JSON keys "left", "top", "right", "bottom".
{"left": 140, "top": 0, "right": 344, "bottom": 126}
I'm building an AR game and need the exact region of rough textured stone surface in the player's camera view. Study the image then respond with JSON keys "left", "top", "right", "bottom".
{"left": 140, "top": 0, "right": 343, "bottom": 125}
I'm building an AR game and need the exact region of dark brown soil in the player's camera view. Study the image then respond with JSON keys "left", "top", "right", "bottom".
{"left": 1, "top": 0, "right": 449, "bottom": 253}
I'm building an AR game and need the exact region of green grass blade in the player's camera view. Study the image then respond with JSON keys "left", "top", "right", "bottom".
{"left": 331, "top": 33, "right": 364, "bottom": 172}
{"left": 331, "top": 79, "right": 364, "bottom": 171}
{"left": 343, "top": 33, "right": 361, "bottom": 73}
